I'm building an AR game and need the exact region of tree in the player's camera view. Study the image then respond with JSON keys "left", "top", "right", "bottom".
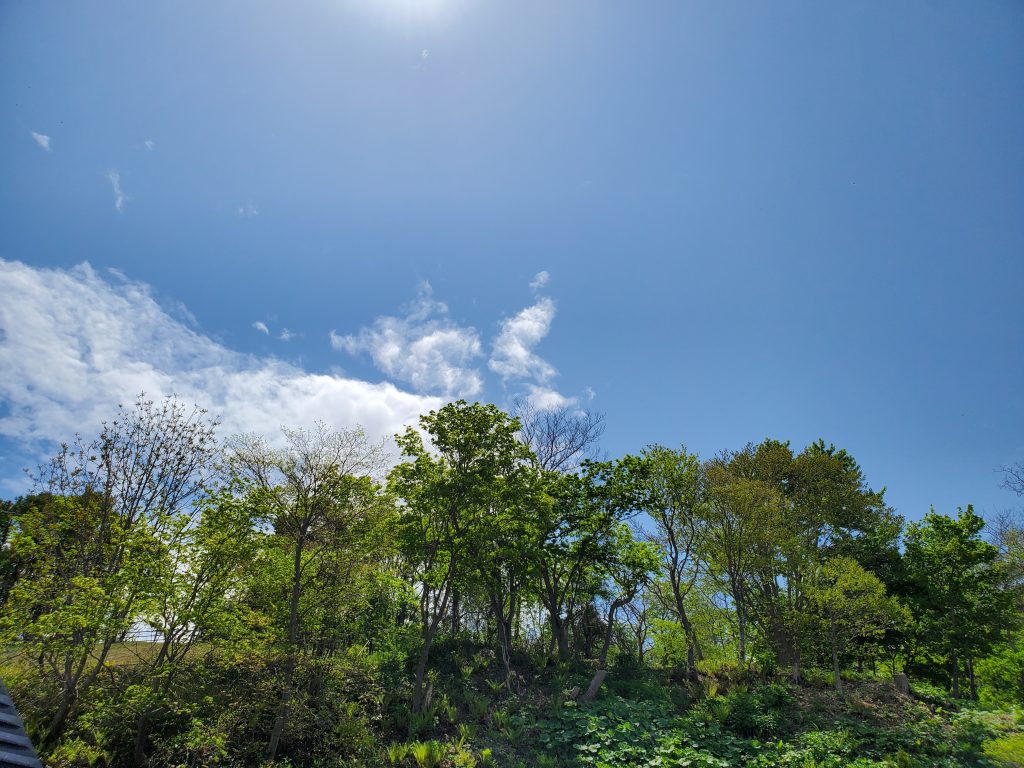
{"left": 530, "top": 463, "right": 634, "bottom": 662}
{"left": 1001, "top": 460, "right": 1024, "bottom": 498}
{"left": 512, "top": 398, "right": 604, "bottom": 474}
{"left": 904, "top": 506, "right": 1013, "bottom": 698}
{"left": 639, "top": 445, "right": 706, "bottom": 678}
{"left": 727, "top": 439, "right": 889, "bottom": 681}
{"left": 131, "top": 485, "right": 260, "bottom": 765}
{"left": 512, "top": 399, "right": 606, "bottom": 662}
{"left": 227, "top": 422, "right": 387, "bottom": 760}
{"left": 805, "top": 556, "right": 911, "bottom": 694}
{"left": 704, "top": 460, "right": 783, "bottom": 669}
{"left": 594, "top": 525, "right": 659, "bottom": 670}
{"left": 0, "top": 395, "right": 218, "bottom": 744}
{"left": 583, "top": 524, "right": 659, "bottom": 700}
{"left": 390, "top": 401, "right": 537, "bottom": 705}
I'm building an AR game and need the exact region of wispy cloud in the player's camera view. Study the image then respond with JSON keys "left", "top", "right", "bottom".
{"left": 106, "top": 169, "right": 127, "bottom": 212}
{"left": 238, "top": 203, "right": 258, "bottom": 218}
{"left": 524, "top": 385, "right": 575, "bottom": 411}
{"left": 279, "top": 328, "right": 295, "bottom": 342}
{"left": 144, "top": 139, "right": 155, "bottom": 151}
{"left": 489, "top": 296, "right": 557, "bottom": 383}
{"left": 529, "top": 270, "right": 550, "bottom": 291}
{"left": 252, "top": 321, "right": 270, "bottom": 335}
{"left": 0, "top": 260, "right": 440, "bottom": 492}
{"left": 30, "top": 132, "right": 51, "bottom": 152}
{"left": 488, "top": 274, "right": 581, "bottom": 411}
{"left": 421, "top": 48, "right": 430, "bottom": 60}
{"left": 333, "top": 283, "right": 483, "bottom": 398}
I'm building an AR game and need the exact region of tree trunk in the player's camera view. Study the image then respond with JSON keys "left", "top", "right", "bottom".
{"left": 266, "top": 653, "right": 296, "bottom": 760}
{"left": 557, "top": 620, "right": 570, "bottom": 660}
{"left": 44, "top": 688, "right": 75, "bottom": 746}
{"left": 968, "top": 658, "right": 978, "bottom": 701}
{"left": 412, "top": 640, "right": 433, "bottom": 712}
{"left": 950, "top": 652, "right": 960, "bottom": 699}
{"left": 829, "top": 614, "right": 843, "bottom": 695}
{"left": 736, "top": 603, "right": 747, "bottom": 669}
{"left": 45, "top": 637, "right": 116, "bottom": 745}
{"left": 451, "top": 589, "right": 460, "bottom": 635}
{"left": 133, "top": 639, "right": 174, "bottom": 766}
{"left": 672, "top": 591, "right": 701, "bottom": 679}
{"left": 266, "top": 538, "right": 305, "bottom": 761}
{"left": 598, "top": 600, "right": 624, "bottom": 669}
{"left": 493, "top": 600, "right": 514, "bottom": 688}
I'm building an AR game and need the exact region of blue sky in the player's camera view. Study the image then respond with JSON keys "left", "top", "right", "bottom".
{"left": 1, "top": 1, "right": 1022, "bottom": 521}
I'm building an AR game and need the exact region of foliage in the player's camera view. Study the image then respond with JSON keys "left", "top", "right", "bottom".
{"left": 0, "top": 394, "right": 1020, "bottom": 766}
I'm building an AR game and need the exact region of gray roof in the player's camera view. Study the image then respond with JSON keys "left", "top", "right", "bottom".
{"left": 0, "top": 681, "right": 41, "bottom": 768}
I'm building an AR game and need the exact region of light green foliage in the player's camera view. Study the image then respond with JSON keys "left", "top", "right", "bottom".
{"left": 984, "top": 732, "right": 1024, "bottom": 767}
{"left": 387, "top": 741, "right": 410, "bottom": 764}
{"left": 390, "top": 400, "right": 540, "bottom": 704}
{"left": 805, "top": 556, "right": 911, "bottom": 692}
{"left": 407, "top": 739, "right": 446, "bottom": 768}
{"left": 0, "top": 395, "right": 219, "bottom": 745}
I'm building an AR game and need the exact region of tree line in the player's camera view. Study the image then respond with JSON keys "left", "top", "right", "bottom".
{"left": 0, "top": 394, "right": 1020, "bottom": 766}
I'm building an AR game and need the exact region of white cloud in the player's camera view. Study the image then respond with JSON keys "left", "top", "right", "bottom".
{"left": 0, "top": 260, "right": 441, "bottom": 476}
{"left": 238, "top": 203, "right": 258, "bottom": 218}
{"left": 107, "top": 169, "right": 127, "bottom": 212}
{"left": 252, "top": 321, "right": 269, "bottom": 335}
{"left": 421, "top": 48, "right": 429, "bottom": 60}
{"left": 525, "top": 385, "right": 576, "bottom": 412}
{"left": 529, "top": 270, "right": 550, "bottom": 291}
{"left": 333, "top": 283, "right": 483, "bottom": 398}
{"left": 488, "top": 297, "right": 557, "bottom": 383}
{"left": 144, "top": 139, "right": 155, "bottom": 151}
{"left": 279, "top": 328, "right": 295, "bottom": 342}
{"left": 30, "top": 132, "right": 51, "bottom": 152}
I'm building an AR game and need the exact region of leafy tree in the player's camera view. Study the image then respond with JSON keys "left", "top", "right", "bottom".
{"left": 805, "top": 556, "right": 911, "bottom": 694}
{"left": 390, "top": 401, "right": 537, "bottom": 704}
{"left": 704, "top": 459, "right": 784, "bottom": 669}
{"left": 0, "top": 395, "right": 218, "bottom": 744}
{"left": 130, "top": 484, "right": 261, "bottom": 764}
{"left": 638, "top": 445, "right": 707, "bottom": 678}
{"left": 724, "top": 439, "right": 890, "bottom": 681}
{"left": 531, "top": 459, "right": 646, "bottom": 663}
{"left": 531, "top": 469, "right": 607, "bottom": 661}
{"left": 228, "top": 422, "right": 387, "bottom": 759}
{"left": 594, "top": 525, "right": 660, "bottom": 670}
{"left": 904, "top": 506, "right": 1013, "bottom": 698}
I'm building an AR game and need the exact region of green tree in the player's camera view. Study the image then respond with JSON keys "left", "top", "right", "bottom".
{"left": 390, "top": 401, "right": 537, "bottom": 705}
{"left": 725, "top": 439, "right": 889, "bottom": 681}
{"left": 130, "top": 485, "right": 260, "bottom": 765}
{"left": 0, "top": 396, "right": 218, "bottom": 745}
{"left": 704, "top": 459, "right": 784, "bottom": 669}
{"left": 805, "top": 556, "right": 911, "bottom": 694}
{"left": 638, "top": 445, "right": 707, "bottom": 678}
{"left": 904, "top": 506, "right": 1013, "bottom": 698}
{"left": 228, "top": 422, "right": 388, "bottom": 760}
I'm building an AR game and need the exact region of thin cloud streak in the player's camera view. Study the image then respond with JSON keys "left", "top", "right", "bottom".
{"left": 106, "top": 169, "right": 127, "bottom": 212}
